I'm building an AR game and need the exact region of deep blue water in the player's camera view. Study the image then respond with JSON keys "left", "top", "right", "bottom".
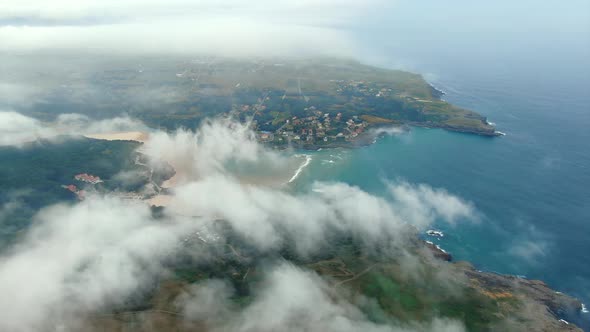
{"left": 293, "top": 17, "right": 590, "bottom": 326}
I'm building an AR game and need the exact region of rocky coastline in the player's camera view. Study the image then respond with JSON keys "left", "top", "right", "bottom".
{"left": 426, "top": 241, "right": 584, "bottom": 331}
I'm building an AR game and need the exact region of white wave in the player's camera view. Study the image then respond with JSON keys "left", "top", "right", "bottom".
{"left": 288, "top": 155, "right": 312, "bottom": 183}
{"left": 330, "top": 154, "right": 344, "bottom": 160}
{"left": 425, "top": 241, "right": 447, "bottom": 253}
{"left": 582, "top": 303, "right": 589, "bottom": 313}
{"left": 495, "top": 131, "right": 506, "bottom": 136}
{"left": 426, "top": 229, "right": 444, "bottom": 238}
{"left": 435, "top": 244, "right": 448, "bottom": 254}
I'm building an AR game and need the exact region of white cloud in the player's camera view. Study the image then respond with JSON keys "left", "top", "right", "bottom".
{"left": 0, "top": 0, "right": 390, "bottom": 57}
{"left": 145, "top": 119, "right": 478, "bottom": 253}
{"left": 0, "top": 177, "right": 473, "bottom": 330}
{"left": 171, "top": 177, "right": 406, "bottom": 253}
{"left": 0, "top": 82, "right": 45, "bottom": 107}
{"left": 0, "top": 111, "right": 55, "bottom": 146}
{"left": 0, "top": 111, "right": 146, "bottom": 146}
{"left": 0, "top": 196, "right": 201, "bottom": 331}
{"left": 0, "top": 0, "right": 382, "bottom": 24}
{"left": 54, "top": 113, "right": 147, "bottom": 134}
{"left": 0, "top": 116, "right": 478, "bottom": 330}
{"left": 142, "top": 118, "right": 286, "bottom": 181}
{"left": 387, "top": 182, "right": 477, "bottom": 229}
{"left": 369, "top": 126, "right": 405, "bottom": 137}
{"left": 507, "top": 224, "right": 550, "bottom": 263}
{"left": 509, "top": 240, "right": 547, "bottom": 261}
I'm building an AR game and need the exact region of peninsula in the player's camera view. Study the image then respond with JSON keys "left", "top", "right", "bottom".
{"left": 12, "top": 56, "right": 499, "bottom": 149}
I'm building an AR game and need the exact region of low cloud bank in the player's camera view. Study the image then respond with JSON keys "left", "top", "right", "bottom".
{"left": 142, "top": 118, "right": 288, "bottom": 182}
{"left": 0, "top": 116, "right": 478, "bottom": 331}
{"left": 0, "top": 197, "right": 200, "bottom": 331}
{"left": 0, "top": 111, "right": 54, "bottom": 146}
{"left": 0, "top": 111, "right": 146, "bottom": 146}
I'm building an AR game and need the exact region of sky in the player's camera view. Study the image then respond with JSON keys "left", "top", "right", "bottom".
{"left": 0, "top": 0, "right": 393, "bottom": 57}
{"left": 1, "top": 0, "right": 588, "bottom": 61}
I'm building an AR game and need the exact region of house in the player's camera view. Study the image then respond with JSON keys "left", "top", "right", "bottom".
{"left": 74, "top": 173, "right": 103, "bottom": 184}
{"left": 259, "top": 132, "right": 274, "bottom": 142}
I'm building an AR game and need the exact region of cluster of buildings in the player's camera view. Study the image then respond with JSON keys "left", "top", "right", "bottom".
{"left": 61, "top": 173, "right": 103, "bottom": 200}
{"left": 272, "top": 109, "right": 368, "bottom": 145}
{"left": 61, "top": 184, "right": 86, "bottom": 200}
{"left": 74, "top": 173, "right": 103, "bottom": 184}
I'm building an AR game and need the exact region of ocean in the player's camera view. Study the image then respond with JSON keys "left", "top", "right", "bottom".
{"left": 290, "top": 16, "right": 590, "bottom": 326}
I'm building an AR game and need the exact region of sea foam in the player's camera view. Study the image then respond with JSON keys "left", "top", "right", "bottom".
{"left": 288, "top": 155, "right": 312, "bottom": 183}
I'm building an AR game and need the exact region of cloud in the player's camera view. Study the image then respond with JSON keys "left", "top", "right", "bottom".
{"left": 387, "top": 182, "right": 477, "bottom": 229}
{"left": 0, "top": 82, "right": 45, "bottom": 108}
{"left": 368, "top": 126, "right": 405, "bottom": 137}
{"left": 506, "top": 223, "right": 550, "bottom": 264}
{"left": 0, "top": 179, "right": 473, "bottom": 330}
{"left": 170, "top": 177, "right": 406, "bottom": 253}
{"left": 54, "top": 113, "right": 148, "bottom": 134}
{"left": 0, "top": 196, "right": 202, "bottom": 331}
{"left": 0, "top": 111, "right": 56, "bottom": 146}
{"left": 142, "top": 118, "right": 288, "bottom": 182}
{"left": 0, "top": 111, "right": 146, "bottom": 146}
{"left": 0, "top": 1, "right": 391, "bottom": 57}
{"left": 179, "top": 262, "right": 466, "bottom": 332}
{"left": 509, "top": 240, "right": 547, "bottom": 262}
{"left": 0, "top": 116, "right": 479, "bottom": 330}
{"left": 145, "top": 118, "right": 478, "bottom": 254}
{"left": 0, "top": 0, "right": 381, "bottom": 23}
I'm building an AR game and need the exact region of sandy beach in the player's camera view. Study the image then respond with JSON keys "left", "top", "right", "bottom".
{"left": 84, "top": 131, "right": 310, "bottom": 207}
{"left": 147, "top": 194, "right": 173, "bottom": 207}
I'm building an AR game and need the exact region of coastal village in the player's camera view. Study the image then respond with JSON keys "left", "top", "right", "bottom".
{"left": 223, "top": 79, "right": 402, "bottom": 147}
{"left": 62, "top": 173, "right": 102, "bottom": 200}
{"left": 254, "top": 109, "right": 370, "bottom": 146}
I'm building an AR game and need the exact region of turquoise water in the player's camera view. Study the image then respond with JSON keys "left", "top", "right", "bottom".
{"left": 291, "top": 39, "right": 590, "bottom": 326}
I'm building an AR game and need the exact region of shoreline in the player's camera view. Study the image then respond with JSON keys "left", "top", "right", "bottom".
{"left": 84, "top": 131, "right": 149, "bottom": 143}
{"left": 424, "top": 239, "right": 585, "bottom": 330}
{"left": 83, "top": 129, "right": 583, "bottom": 330}
{"left": 408, "top": 122, "right": 501, "bottom": 137}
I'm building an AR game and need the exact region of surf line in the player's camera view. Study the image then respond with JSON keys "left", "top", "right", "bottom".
{"left": 288, "top": 155, "right": 312, "bottom": 183}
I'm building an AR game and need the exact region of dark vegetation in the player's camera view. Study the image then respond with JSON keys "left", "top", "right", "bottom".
{"left": 0, "top": 137, "right": 147, "bottom": 245}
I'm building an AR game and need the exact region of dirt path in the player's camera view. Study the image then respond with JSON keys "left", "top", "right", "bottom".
{"left": 335, "top": 264, "right": 377, "bottom": 287}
